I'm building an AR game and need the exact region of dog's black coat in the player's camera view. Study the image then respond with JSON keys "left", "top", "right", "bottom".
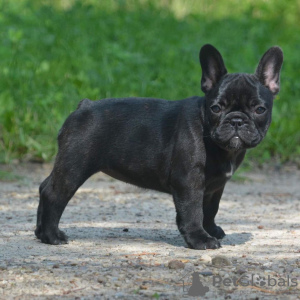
{"left": 35, "top": 45, "right": 283, "bottom": 249}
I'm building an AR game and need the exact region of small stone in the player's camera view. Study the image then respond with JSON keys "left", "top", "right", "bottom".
{"left": 262, "top": 262, "right": 272, "bottom": 270}
{"left": 168, "top": 260, "right": 185, "bottom": 269}
{"left": 257, "top": 225, "right": 264, "bottom": 229}
{"left": 168, "top": 251, "right": 175, "bottom": 256}
{"left": 212, "top": 256, "right": 232, "bottom": 267}
{"left": 285, "top": 266, "right": 294, "bottom": 273}
{"left": 236, "top": 268, "right": 247, "bottom": 275}
{"left": 135, "top": 213, "right": 143, "bottom": 217}
{"left": 248, "top": 262, "right": 260, "bottom": 266}
{"left": 205, "top": 292, "right": 215, "bottom": 298}
{"left": 184, "top": 263, "right": 194, "bottom": 271}
{"left": 97, "top": 277, "right": 106, "bottom": 284}
{"left": 200, "top": 270, "right": 213, "bottom": 276}
{"left": 0, "top": 265, "right": 7, "bottom": 271}
{"left": 123, "top": 228, "right": 129, "bottom": 232}
{"left": 115, "top": 292, "right": 125, "bottom": 298}
{"left": 199, "top": 254, "right": 212, "bottom": 265}
{"left": 52, "top": 264, "right": 60, "bottom": 269}
{"left": 140, "top": 285, "right": 148, "bottom": 290}
{"left": 293, "top": 268, "right": 300, "bottom": 276}
{"left": 24, "top": 267, "right": 34, "bottom": 273}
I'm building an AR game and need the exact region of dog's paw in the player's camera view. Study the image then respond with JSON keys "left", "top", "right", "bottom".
{"left": 193, "top": 236, "right": 221, "bottom": 250}
{"left": 184, "top": 231, "right": 221, "bottom": 250}
{"left": 37, "top": 228, "right": 68, "bottom": 245}
{"left": 35, "top": 226, "right": 42, "bottom": 239}
{"left": 204, "top": 225, "right": 226, "bottom": 240}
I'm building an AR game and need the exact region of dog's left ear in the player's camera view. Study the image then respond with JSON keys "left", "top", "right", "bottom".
{"left": 255, "top": 46, "right": 283, "bottom": 95}
{"left": 199, "top": 44, "right": 227, "bottom": 94}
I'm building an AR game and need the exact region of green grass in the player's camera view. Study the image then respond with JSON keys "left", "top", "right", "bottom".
{"left": 0, "top": 0, "right": 300, "bottom": 163}
{"left": 0, "top": 169, "right": 23, "bottom": 182}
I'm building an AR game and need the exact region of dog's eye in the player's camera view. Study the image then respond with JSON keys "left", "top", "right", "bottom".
{"left": 211, "top": 105, "right": 221, "bottom": 113}
{"left": 255, "top": 107, "right": 266, "bottom": 114}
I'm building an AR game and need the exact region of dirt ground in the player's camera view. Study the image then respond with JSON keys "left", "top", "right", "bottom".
{"left": 0, "top": 163, "right": 299, "bottom": 299}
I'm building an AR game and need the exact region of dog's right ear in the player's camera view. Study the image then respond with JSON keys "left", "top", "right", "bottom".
{"left": 199, "top": 44, "right": 227, "bottom": 94}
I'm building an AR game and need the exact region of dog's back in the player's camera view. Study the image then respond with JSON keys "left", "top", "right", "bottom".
{"left": 58, "top": 97, "right": 200, "bottom": 192}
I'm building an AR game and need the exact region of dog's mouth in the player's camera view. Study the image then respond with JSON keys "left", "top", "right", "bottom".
{"left": 228, "top": 135, "right": 242, "bottom": 149}
{"left": 212, "top": 127, "right": 262, "bottom": 151}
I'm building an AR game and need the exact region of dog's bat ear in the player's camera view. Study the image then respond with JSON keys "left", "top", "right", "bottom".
{"left": 255, "top": 46, "right": 283, "bottom": 95}
{"left": 199, "top": 44, "right": 227, "bottom": 94}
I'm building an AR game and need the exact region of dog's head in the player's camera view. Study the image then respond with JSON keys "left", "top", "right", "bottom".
{"left": 200, "top": 44, "right": 283, "bottom": 151}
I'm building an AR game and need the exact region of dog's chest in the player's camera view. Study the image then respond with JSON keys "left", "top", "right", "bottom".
{"left": 224, "top": 162, "right": 233, "bottom": 178}
{"left": 205, "top": 160, "right": 235, "bottom": 192}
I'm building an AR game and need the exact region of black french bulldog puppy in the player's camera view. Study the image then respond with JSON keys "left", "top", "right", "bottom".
{"left": 35, "top": 45, "right": 283, "bottom": 249}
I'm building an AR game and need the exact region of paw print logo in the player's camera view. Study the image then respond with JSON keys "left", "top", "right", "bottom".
{"left": 188, "top": 272, "right": 209, "bottom": 296}
{"left": 255, "top": 275, "right": 266, "bottom": 287}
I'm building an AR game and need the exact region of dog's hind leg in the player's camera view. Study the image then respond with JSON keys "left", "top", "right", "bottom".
{"left": 35, "top": 118, "right": 100, "bottom": 244}
{"left": 35, "top": 106, "right": 103, "bottom": 244}
{"left": 36, "top": 152, "right": 95, "bottom": 244}
{"left": 35, "top": 174, "right": 52, "bottom": 239}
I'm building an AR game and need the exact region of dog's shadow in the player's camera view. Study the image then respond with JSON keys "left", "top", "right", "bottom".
{"left": 221, "top": 232, "right": 252, "bottom": 246}
{"left": 65, "top": 226, "right": 184, "bottom": 247}
{"left": 63, "top": 226, "right": 252, "bottom": 248}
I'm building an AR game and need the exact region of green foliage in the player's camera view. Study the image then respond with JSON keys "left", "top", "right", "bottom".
{"left": 0, "top": 169, "right": 23, "bottom": 182}
{"left": 152, "top": 292, "right": 160, "bottom": 299}
{"left": 0, "top": 0, "right": 299, "bottom": 162}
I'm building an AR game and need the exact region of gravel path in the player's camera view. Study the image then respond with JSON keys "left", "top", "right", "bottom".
{"left": 0, "top": 163, "right": 299, "bottom": 299}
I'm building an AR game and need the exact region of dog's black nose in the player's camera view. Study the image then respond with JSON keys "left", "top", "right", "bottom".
{"left": 230, "top": 117, "right": 244, "bottom": 127}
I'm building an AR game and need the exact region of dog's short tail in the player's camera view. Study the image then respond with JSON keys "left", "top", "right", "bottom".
{"left": 77, "top": 98, "right": 93, "bottom": 110}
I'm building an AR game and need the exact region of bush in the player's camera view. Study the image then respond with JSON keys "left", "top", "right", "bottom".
{"left": 0, "top": 0, "right": 299, "bottom": 162}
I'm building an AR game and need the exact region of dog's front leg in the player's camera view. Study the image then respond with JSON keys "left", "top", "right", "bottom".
{"left": 172, "top": 186, "right": 221, "bottom": 250}
{"left": 203, "top": 187, "right": 226, "bottom": 240}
